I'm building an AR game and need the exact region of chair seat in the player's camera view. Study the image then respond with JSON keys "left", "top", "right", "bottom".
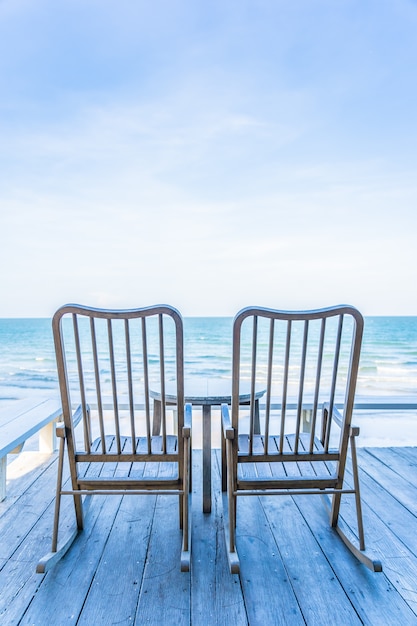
{"left": 238, "top": 432, "right": 340, "bottom": 460}
{"left": 75, "top": 435, "right": 180, "bottom": 484}
{"left": 75, "top": 434, "right": 180, "bottom": 462}
{"left": 93, "top": 434, "right": 179, "bottom": 454}
{"left": 237, "top": 433, "right": 339, "bottom": 490}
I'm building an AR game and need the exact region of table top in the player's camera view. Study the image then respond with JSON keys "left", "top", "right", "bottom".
{"left": 149, "top": 379, "right": 265, "bottom": 405}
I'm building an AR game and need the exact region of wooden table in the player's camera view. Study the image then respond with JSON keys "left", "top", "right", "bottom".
{"left": 150, "top": 379, "right": 265, "bottom": 513}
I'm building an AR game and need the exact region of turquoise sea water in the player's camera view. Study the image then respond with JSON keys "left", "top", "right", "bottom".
{"left": 0, "top": 316, "right": 416, "bottom": 401}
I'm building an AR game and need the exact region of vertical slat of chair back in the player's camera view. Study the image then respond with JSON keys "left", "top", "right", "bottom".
{"left": 248, "top": 316, "right": 258, "bottom": 455}
{"left": 72, "top": 314, "right": 91, "bottom": 452}
{"left": 141, "top": 318, "right": 152, "bottom": 454}
{"left": 232, "top": 305, "right": 364, "bottom": 461}
{"left": 280, "top": 320, "right": 291, "bottom": 453}
{"left": 107, "top": 319, "right": 122, "bottom": 454}
{"left": 158, "top": 314, "right": 167, "bottom": 454}
{"left": 53, "top": 304, "right": 185, "bottom": 462}
{"left": 324, "top": 314, "right": 344, "bottom": 452}
{"left": 294, "top": 321, "right": 309, "bottom": 453}
{"left": 264, "top": 318, "right": 275, "bottom": 454}
{"left": 90, "top": 317, "right": 106, "bottom": 453}
{"left": 124, "top": 319, "right": 136, "bottom": 453}
{"left": 309, "top": 318, "right": 326, "bottom": 453}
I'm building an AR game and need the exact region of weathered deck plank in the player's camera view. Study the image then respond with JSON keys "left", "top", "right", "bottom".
{"left": 190, "top": 455, "right": 247, "bottom": 626}
{"left": 359, "top": 448, "right": 417, "bottom": 518}
{"left": 350, "top": 470, "right": 417, "bottom": 615}
{"left": 1, "top": 447, "right": 417, "bottom": 625}
{"left": 295, "top": 493, "right": 417, "bottom": 626}
{"left": 259, "top": 495, "right": 363, "bottom": 625}
{"left": 364, "top": 446, "right": 417, "bottom": 492}
{"left": 77, "top": 493, "right": 156, "bottom": 625}
{"left": 393, "top": 446, "right": 417, "bottom": 468}
{"left": 135, "top": 493, "right": 190, "bottom": 625}
{"left": 21, "top": 496, "right": 121, "bottom": 625}
{"left": 236, "top": 497, "right": 306, "bottom": 625}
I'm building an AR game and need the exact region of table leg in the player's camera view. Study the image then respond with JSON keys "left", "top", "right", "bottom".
{"left": 152, "top": 400, "right": 162, "bottom": 436}
{"left": 202, "top": 404, "right": 211, "bottom": 514}
{"left": 254, "top": 399, "right": 260, "bottom": 434}
{"left": 242, "top": 399, "right": 261, "bottom": 434}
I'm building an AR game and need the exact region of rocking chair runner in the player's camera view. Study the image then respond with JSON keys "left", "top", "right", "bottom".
{"left": 221, "top": 305, "right": 382, "bottom": 574}
{"left": 37, "top": 304, "right": 192, "bottom": 573}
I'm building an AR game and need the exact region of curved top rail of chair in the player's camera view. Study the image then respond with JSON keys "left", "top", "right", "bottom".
{"left": 233, "top": 304, "right": 364, "bottom": 326}
{"left": 52, "top": 303, "right": 183, "bottom": 323}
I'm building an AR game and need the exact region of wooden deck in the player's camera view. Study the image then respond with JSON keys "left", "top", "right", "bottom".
{"left": 1, "top": 446, "right": 417, "bottom": 625}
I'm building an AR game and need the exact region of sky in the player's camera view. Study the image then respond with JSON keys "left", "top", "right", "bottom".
{"left": 1, "top": 0, "right": 417, "bottom": 318}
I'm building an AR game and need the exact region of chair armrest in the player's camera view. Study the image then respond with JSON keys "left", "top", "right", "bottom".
{"left": 221, "top": 404, "right": 234, "bottom": 440}
{"left": 182, "top": 403, "right": 192, "bottom": 438}
{"left": 323, "top": 402, "right": 360, "bottom": 436}
{"left": 329, "top": 404, "right": 343, "bottom": 429}
{"left": 72, "top": 404, "right": 85, "bottom": 428}
{"left": 56, "top": 405, "right": 87, "bottom": 438}
{"left": 55, "top": 422, "right": 65, "bottom": 438}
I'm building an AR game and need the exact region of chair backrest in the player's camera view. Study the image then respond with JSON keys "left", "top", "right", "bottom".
{"left": 231, "top": 305, "right": 364, "bottom": 468}
{"left": 52, "top": 304, "right": 185, "bottom": 463}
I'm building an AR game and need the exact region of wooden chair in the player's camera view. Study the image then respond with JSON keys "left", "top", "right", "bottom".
{"left": 221, "top": 305, "right": 382, "bottom": 574}
{"left": 37, "top": 304, "right": 192, "bottom": 573}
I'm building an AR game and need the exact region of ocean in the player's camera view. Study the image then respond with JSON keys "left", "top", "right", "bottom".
{"left": 1, "top": 316, "right": 417, "bottom": 400}
{"left": 1, "top": 316, "right": 416, "bottom": 446}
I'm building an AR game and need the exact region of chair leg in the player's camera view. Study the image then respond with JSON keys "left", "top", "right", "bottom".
{"left": 36, "top": 436, "right": 85, "bottom": 574}
{"left": 229, "top": 492, "right": 236, "bottom": 551}
{"left": 330, "top": 491, "right": 342, "bottom": 528}
{"left": 222, "top": 440, "right": 240, "bottom": 574}
{"left": 322, "top": 433, "right": 382, "bottom": 573}
{"left": 349, "top": 432, "right": 365, "bottom": 550}
{"left": 221, "top": 433, "right": 227, "bottom": 492}
{"left": 330, "top": 433, "right": 365, "bottom": 547}
{"left": 179, "top": 493, "right": 183, "bottom": 530}
{"left": 180, "top": 490, "right": 192, "bottom": 572}
{"left": 180, "top": 437, "right": 191, "bottom": 572}
{"left": 152, "top": 399, "right": 162, "bottom": 435}
{"left": 51, "top": 435, "right": 65, "bottom": 553}
{"left": 331, "top": 510, "right": 382, "bottom": 572}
